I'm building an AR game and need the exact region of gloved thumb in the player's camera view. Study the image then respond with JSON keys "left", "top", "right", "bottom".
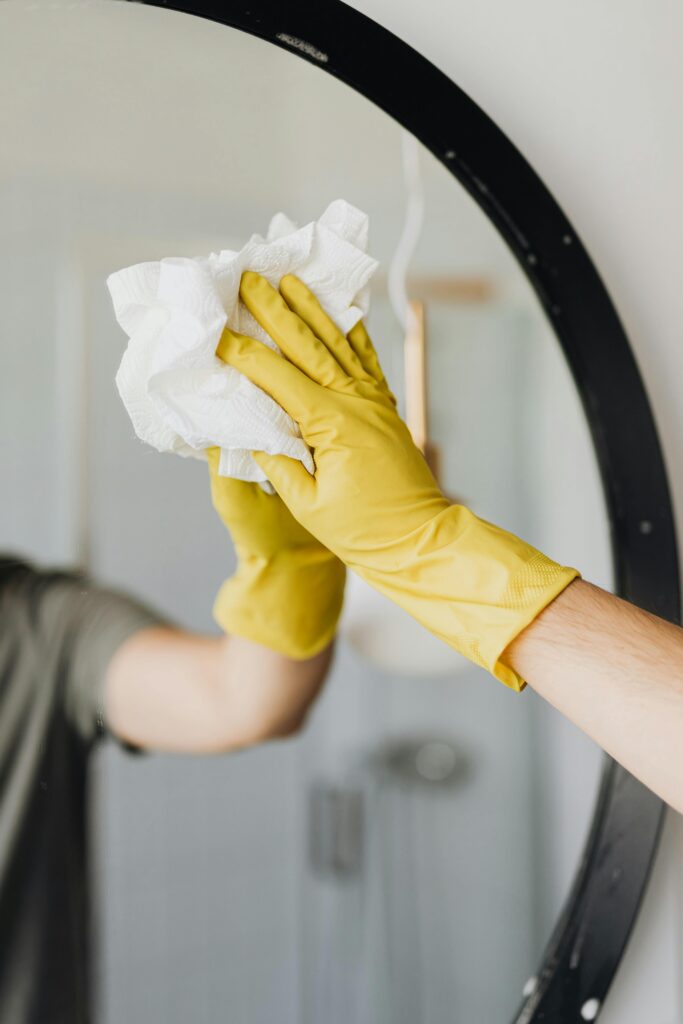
{"left": 252, "top": 450, "right": 315, "bottom": 507}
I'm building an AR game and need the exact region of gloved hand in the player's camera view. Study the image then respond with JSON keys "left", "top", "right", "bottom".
{"left": 207, "top": 449, "right": 345, "bottom": 660}
{"left": 216, "top": 271, "right": 579, "bottom": 690}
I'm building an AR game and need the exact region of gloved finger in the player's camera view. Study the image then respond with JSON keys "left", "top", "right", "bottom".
{"left": 216, "top": 326, "right": 318, "bottom": 430}
{"left": 346, "top": 320, "right": 396, "bottom": 404}
{"left": 206, "top": 446, "right": 221, "bottom": 474}
{"left": 279, "top": 275, "right": 371, "bottom": 382}
{"left": 252, "top": 450, "right": 317, "bottom": 504}
{"left": 240, "top": 271, "right": 347, "bottom": 389}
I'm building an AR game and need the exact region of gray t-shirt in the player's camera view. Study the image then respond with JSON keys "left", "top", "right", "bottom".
{"left": 0, "top": 557, "right": 162, "bottom": 1024}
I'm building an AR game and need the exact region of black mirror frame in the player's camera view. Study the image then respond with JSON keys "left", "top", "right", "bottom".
{"left": 129, "top": 2, "right": 680, "bottom": 1018}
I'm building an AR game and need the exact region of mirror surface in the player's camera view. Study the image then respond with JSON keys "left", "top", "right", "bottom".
{"left": 0, "top": 3, "right": 611, "bottom": 1022}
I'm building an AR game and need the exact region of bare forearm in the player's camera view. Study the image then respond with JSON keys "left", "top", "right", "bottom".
{"left": 505, "top": 578, "right": 683, "bottom": 812}
{"left": 105, "top": 627, "right": 333, "bottom": 754}
{"left": 215, "top": 633, "right": 334, "bottom": 744}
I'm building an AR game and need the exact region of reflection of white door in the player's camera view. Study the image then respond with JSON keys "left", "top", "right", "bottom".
{"left": 83, "top": 226, "right": 306, "bottom": 1024}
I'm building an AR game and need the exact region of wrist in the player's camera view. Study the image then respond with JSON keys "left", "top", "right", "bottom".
{"left": 214, "top": 549, "right": 346, "bottom": 659}
{"left": 353, "top": 503, "right": 579, "bottom": 690}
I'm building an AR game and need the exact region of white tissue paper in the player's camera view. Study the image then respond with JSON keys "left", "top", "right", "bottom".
{"left": 108, "top": 200, "right": 378, "bottom": 487}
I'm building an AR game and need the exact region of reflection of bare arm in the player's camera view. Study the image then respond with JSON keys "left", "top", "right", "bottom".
{"left": 504, "top": 578, "right": 683, "bottom": 813}
{"left": 104, "top": 629, "right": 333, "bottom": 753}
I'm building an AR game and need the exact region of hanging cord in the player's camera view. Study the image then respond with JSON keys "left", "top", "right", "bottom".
{"left": 387, "top": 131, "right": 425, "bottom": 335}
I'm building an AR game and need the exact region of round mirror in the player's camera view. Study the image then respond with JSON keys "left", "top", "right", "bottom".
{"left": 0, "top": 2, "right": 673, "bottom": 1023}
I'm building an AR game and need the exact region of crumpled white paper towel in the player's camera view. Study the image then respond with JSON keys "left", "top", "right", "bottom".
{"left": 108, "top": 200, "right": 378, "bottom": 485}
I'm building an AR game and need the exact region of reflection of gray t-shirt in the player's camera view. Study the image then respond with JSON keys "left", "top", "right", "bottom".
{"left": 0, "top": 557, "right": 162, "bottom": 1024}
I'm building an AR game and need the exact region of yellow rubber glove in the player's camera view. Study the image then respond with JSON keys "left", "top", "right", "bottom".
{"left": 207, "top": 447, "right": 345, "bottom": 659}
{"left": 216, "top": 272, "right": 580, "bottom": 690}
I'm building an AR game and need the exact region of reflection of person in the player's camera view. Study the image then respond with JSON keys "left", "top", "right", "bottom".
{"left": 4, "top": 273, "right": 683, "bottom": 1024}
{"left": 220, "top": 271, "right": 683, "bottom": 816}
{"left": 0, "top": 455, "right": 344, "bottom": 1022}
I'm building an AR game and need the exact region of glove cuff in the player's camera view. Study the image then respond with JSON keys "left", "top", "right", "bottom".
{"left": 355, "top": 504, "right": 579, "bottom": 691}
{"left": 214, "top": 548, "right": 346, "bottom": 659}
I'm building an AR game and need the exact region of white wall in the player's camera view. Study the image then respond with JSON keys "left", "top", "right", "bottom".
{"left": 345, "top": 1, "right": 683, "bottom": 1020}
